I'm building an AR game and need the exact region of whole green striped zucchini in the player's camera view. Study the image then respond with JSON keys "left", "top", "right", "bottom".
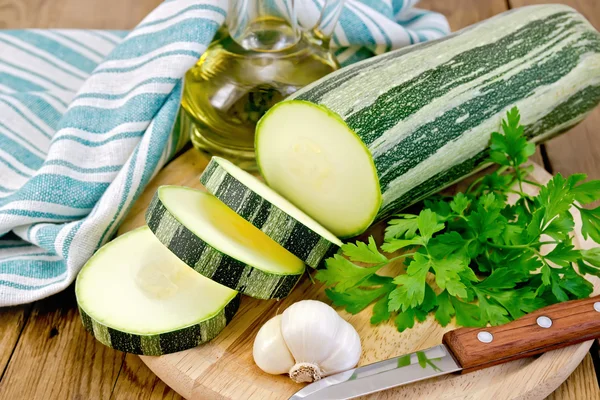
{"left": 256, "top": 4, "right": 600, "bottom": 238}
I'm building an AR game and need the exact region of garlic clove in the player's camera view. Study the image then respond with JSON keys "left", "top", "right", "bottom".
{"left": 318, "top": 319, "right": 361, "bottom": 376}
{"left": 281, "top": 300, "right": 341, "bottom": 366}
{"left": 253, "top": 314, "right": 295, "bottom": 375}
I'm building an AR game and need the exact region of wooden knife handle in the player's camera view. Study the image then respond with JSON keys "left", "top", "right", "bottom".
{"left": 442, "top": 295, "right": 600, "bottom": 373}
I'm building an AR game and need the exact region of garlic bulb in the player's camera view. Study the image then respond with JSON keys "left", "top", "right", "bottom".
{"left": 253, "top": 300, "right": 361, "bottom": 383}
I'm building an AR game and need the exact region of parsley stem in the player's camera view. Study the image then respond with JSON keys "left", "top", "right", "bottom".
{"left": 523, "top": 179, "right": 543, "bottom": 188}
{"left": 486, "top": 241, "right": 558, "bottom": 249}
{"left": 388, "top": 253, "right": 416, "bottom": 264}
{"left": 466, "top": 176, "right": 486, "bottom": 194}
{"left": 368, "top": 252, "right": 417, "bottom": 272}
{"left": 306, "top": 269, "right": 316, "bottom": 284}
{"left": 505, "top": 188, "right": 533, "bottom": 198}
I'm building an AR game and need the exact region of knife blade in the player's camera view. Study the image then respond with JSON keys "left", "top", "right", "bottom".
{"left": 290, "top": 295, "right": 600, "bottom": 400}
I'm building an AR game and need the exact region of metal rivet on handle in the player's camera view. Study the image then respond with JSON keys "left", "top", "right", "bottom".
{"left": 594, "top": 302, "right": 600, "bottom": 313}
{"left": 477, "top": 331, "right": 493, "bottom": 343}
{"left": 536, "top": 316, "right": 552, "bottom": 328}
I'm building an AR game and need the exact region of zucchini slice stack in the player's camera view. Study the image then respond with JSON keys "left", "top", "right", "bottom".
{"left": 201, "top": 157, "right": 342, "bottom": 268}
{"left": 76, "top": 159, "right": 341, "bottom": 355}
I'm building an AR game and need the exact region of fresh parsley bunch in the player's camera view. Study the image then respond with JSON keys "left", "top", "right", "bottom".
{"left": 316, "top": 107, "right": 600, "bottom": 332}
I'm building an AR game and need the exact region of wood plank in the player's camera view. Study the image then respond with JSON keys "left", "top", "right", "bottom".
{"left": 111, "top": 355, "right": 184, "bottom": 400}
{"left": 0, "top": 0, "right": 161, "bottom": 29}
{"left": 0, "top": 305, "right": 31, "bottom": 378}
{"left": 419, "top": 0, "right": 508, "bottom": 30}
{"left": 0, "top": 1, "right": 597, "bottom": 400}
{"left": 547, "top": 354, "right": 600, "bottom": 400}
{"left": 0, "top": 286, "right": 125, "bottom": 399}
{"left": 509, "top": 0, "right": 600, "bottom": 183}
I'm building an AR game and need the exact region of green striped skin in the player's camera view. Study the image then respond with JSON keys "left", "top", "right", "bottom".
{"left": 78, "top": 294, "right": 240, "bottom": 355}
{"left": 261, "top": 5, "right": 600, "bottom": 226}
{"left": 145, "top": 190, "right": 302, "bottom": 300}
{"left": 200, "top": 158, "right": 341, "bottom": 268}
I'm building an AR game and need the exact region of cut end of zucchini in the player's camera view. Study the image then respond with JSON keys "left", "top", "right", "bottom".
{"left": 75, "top": 227, "right": 240, "bottom": 355}
{"left": 201, "top": 156, "right": 342, "bottom": 268}
{"left": 256, "top": 101, "right": 381, "bottom": 238}
{"left": 146, "top": 186, "right": 305, "bottom": 299}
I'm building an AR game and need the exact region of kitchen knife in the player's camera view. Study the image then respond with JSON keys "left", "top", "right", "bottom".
{"left": 290, "top": 295, "right": 600, "bottom": 400}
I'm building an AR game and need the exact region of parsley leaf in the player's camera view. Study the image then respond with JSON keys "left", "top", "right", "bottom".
{"left": 488, "top": 106, "right": 535, "bottom": 167}
{"left": 385, "top": 215, "right": 419, "bottom": 241}
{"left": 326, "top": 284, "right": 392, "bottom": 314}
{"left": 544, "top": 212, "right": 574, "bottom": 241}
{"left": 535, "top": 173, "right": 577, "bottom": 222}
{"left": 475, "top": 291, "right": 511, "bottom": 326}
{"left": 545, "top": 240, "right": 580, "bottom": 267}
{"left": 428, "top": 232, "right": 466, "bottom": 259}
{"left": 371, "top": 295, "right": 392, "bottom": 325}
{"left": 342, "top": 236, "right": 388, "bottom": 263}
{"left": 315, "top": 254, "right": 381, "bottom": 292}
{"left": 582, "top": 248, "right": 600, "bottom": 268}
{"left": 434, "top": 291, "right": 455, "bottom": 327}
{"left": 430, "top": 255, "right": 468, "bottom": 298}
{"left": 417, "top": 209, "right": 444, "bottom": 243}
{"left": 580, "top": 207, "right": 600, "bottom": 243}
{"left": 450, "top": 297, "right": 484, "bottom": 327}
{"left": 450, "top": 193, "right": 470, "bottom": 215}
{"left": 395, "top": 309, "right": 417, "bottom": 332}
{"left": 572, "top": 179, "right": 600, "bottom": 205}
{"left": 389, "top": 253, "right": 430, "bottom": 312}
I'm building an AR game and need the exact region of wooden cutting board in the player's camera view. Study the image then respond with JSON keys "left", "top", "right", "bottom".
{"left": 118, "top": 149, "right": 599, "bottom": 400}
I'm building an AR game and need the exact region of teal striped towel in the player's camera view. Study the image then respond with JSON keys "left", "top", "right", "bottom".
{"left": 0, "top": 0, "right": 449, "bottom": 306}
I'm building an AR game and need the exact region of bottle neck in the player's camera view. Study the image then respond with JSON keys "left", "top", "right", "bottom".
{"left": 227, "top": 0, "right": 301, "bottom": 52}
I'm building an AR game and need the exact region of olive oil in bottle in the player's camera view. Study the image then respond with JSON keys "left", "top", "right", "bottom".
{"left": 180, "top": 1, "right": 343, "bottom": 170}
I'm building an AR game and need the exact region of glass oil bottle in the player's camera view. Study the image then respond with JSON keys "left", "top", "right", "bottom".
{"left": 180, "top": 0, "right": 344, "bottom": 170}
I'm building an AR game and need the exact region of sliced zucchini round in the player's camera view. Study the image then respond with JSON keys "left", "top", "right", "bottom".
{"left": 200, "top": 156, "right": 342, "bottom": 268}
{"left": 145, "top": 186, "right": 305, "bottom": 299}
{"left": 75, "top": 226, "right": 240, "bottom": 355}
{"left": 255, "top": 101, "right": 382, "bottom": 239}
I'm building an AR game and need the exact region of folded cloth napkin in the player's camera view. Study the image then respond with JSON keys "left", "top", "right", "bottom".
{"left": 0, "top": 0, "right": 449, "bottom": 306}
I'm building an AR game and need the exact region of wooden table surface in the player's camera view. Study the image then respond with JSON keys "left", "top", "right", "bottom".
{"left": 1, "top": 0, "right": 599, "bottom": 399}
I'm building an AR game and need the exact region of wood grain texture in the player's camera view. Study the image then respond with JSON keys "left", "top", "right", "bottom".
{"left": 0, "top": 286, "right": 125, "bottom": 399}
{"left": 0, "top": 305, "right": 30, "bottom": 377}
{"left": 0, "top": 0, "right": 599, "bottom": 399}
{"left": 547, "top": 354, "right": 600, "bottom": 400}
{"left": 0, "top": 0, "right": 161, "bottom": 29}
{"left": 509, "top": 0, "right": 600, "bottom": 184}
{"left": 419, "top": 0, "right": 508, "bottom": 30}
{"left": 443, "top": 296, "right": 600, "bottom": 372}
{"left": 112, "top": 355, "right": 185, "bottom": 400}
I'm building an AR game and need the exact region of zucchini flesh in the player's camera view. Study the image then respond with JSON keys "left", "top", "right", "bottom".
{"left": 75, "top": 227, "right": 240, "bottom": 355}
{"left": 201, "top": 156, "right": 342, "bottom": 268}
{"left": 256, "top": 5, "right": 600, "bottom": 238}
{"left": 145, "top": 186, "right": 305, "bottom": 299}
{"left": 256, "top": 102, "right": 381, "bottom": 238}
